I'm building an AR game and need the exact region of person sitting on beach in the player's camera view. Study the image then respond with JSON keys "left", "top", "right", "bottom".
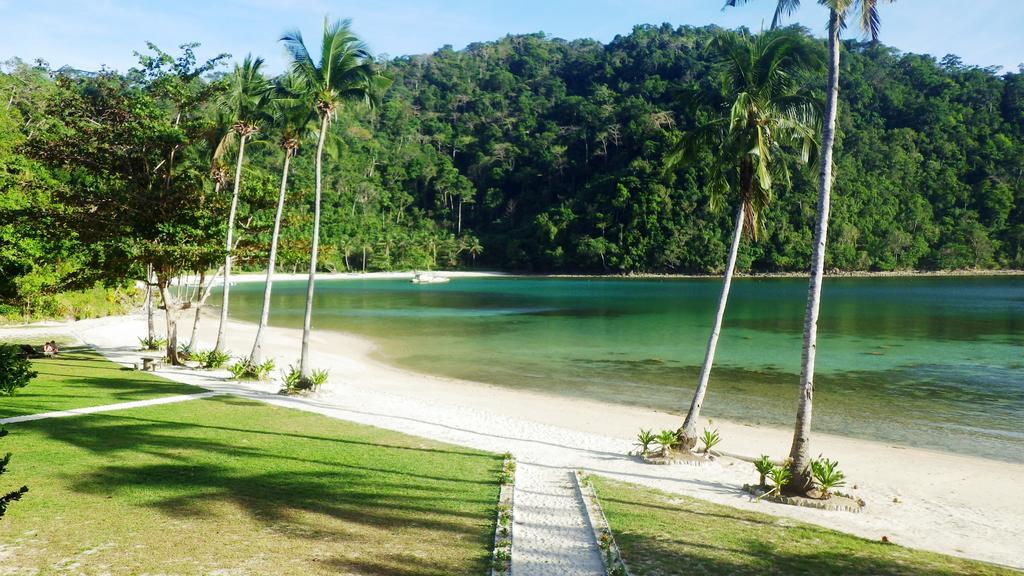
{"left": 42, "top": 341, "right": 59, "bottom": 356}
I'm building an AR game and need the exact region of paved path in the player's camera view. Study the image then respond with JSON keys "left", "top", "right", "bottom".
{"left": 0, "top": 392, "right": 221, "bottom": 425}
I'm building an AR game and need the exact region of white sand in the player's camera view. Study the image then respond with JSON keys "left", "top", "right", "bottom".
{"left": 5, "top": 311, "right": 1023, "bottom": 570}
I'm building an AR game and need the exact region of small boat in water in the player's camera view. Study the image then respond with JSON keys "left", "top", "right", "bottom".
{"left": 411, "top": 271, "right": 450, "bottom": 284}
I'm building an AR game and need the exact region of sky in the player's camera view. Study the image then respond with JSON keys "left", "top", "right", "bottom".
{"left": 1, "top": 0, "right": 1021, "bottom": 74}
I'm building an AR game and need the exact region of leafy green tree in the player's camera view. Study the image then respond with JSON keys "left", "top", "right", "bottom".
{"left": 668, "top": 29, "right": 820, "bottom": 450}
{"left": 281, "top": 17, "right": 390, "bottom": 379}
{"left": 0, "top": 428, "right": 29, "bottom": 519}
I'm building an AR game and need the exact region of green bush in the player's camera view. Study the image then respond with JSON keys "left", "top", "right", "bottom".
{"left": 754, "top": 455, "right": 774, "bottom": 488}
{"left": 280, "top": 364, "right": 329, "bottom": 393}
{"left": 228, "top": 358, "right": 275, "bottom": 381}
{"left": 699, "top": 428, "right": 721, "bottom": 455}
{"left": 634, "top": 429, "right": 656, "bottom": 456}
{"left": 138, "top": 336, "right": 167, "bottom": 351}
{"left": 193, "top": 349, "right": 231, "bottom": 369}
{"left": 810, "top": 457, "right": 847, "bottom": 499}
{"left": 0, "top": 345, "right": 37, "bottom": 396}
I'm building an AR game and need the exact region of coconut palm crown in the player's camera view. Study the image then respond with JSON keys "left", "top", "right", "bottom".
{"left": 667, "top": 29, "right": 820, "bottom": 450}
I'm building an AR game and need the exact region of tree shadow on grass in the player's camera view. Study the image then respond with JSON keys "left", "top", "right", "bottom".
{"left": 15, "top": 395, "right": 502, "bottom": 575}
{"left": 617, "top": 533, "right": 1004, "bottom": 576}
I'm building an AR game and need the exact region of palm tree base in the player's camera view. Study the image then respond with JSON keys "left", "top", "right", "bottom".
{"left": 744, "top": 484, "right": 865, "bottom": 512}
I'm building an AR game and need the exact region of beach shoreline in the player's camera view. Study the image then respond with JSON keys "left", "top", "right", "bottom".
{"left": 4, "top": 311, "right": 1023, "bottom": 568}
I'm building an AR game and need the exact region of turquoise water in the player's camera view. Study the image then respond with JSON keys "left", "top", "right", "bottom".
{"left": 218, "top": 276, "right": 1024, "bottom": 462}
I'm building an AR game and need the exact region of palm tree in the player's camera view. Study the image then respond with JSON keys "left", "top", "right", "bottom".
{"left": 248, "top": 75, "right": 315, "bottom": 365}
{"left": 726, "top": 0, "right": 892, "bottom": 493}
{"left": 281, "top": 18, "right": 390, "bottom": 380}
{"left": 214, "top": 54, "right": 270, "bottom": 353}
{"left": 667, "top": 30, "right": 820, "bottom": 451}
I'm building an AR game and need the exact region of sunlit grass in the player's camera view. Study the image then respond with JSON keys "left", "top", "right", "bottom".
{"left": 590, "top": 476, "right": 1016, "bottom": 576}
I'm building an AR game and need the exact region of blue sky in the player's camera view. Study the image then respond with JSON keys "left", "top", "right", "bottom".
{"left": 1, "top": 1, "right": 1021, "bottom": 74}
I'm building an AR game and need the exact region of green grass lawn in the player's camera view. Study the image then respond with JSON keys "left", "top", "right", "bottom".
{"left": 589, "top": 476, "right": 1017, "bottom": 576}
{"left": 0, "top": 355, "right": 503, "bottom": 575}
{"left": 0, "top": 348, "right": 199, "bottom": 419}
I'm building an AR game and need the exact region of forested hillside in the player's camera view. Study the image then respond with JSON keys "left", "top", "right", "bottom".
{"left": 2, "top": 23, "right": 1023, "bottom": 315}
{"left": 383, "top": 24, "right": 1024, "bottom": 272}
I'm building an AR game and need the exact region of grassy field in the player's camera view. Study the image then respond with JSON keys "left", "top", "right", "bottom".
{"left": 589, "top": 476, "right": 1017, "bottom": 576}
{"left": 0, "top": 354, "right": 503, "bottom": 575}
{"left": 0, "top": 349, "right": 199, "bottom": 419}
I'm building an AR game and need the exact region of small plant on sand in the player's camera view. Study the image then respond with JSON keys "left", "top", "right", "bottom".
{"left": 228, "top": 358, "right": 275, "bottom": 381}
{"left": 0, "top": 345, "right": 37, "bottom": 397}
{"left": 699, "top": 428, "right": 721, "bottom": 455}
{"left": 196, "top": 349, "right": 231, "bottom": 369}
{"left": 758, "top": 465, "right": 791, "bottom": 501}
{"left": 177, "top": 342, "right": 193, "bottom": 361}
{"left": 280, "top": 365, "right": 329, "bottom": 393}
{"left": 655, "top": 429, "right": 678, "bottom": 456}
{"left": 138, "top": 336, "right": 166, "bottom": 351}
{"left": 498, "top": 454, "right": 517, "bottom": 485}
{"left": 634, "top": 429, "right": 656, "bottom": 456}
{"left": 811, "top": 457, "right": 846, "bottom": 499}
{"left": 754, "top": 455, "right": 774, "bottom": 488}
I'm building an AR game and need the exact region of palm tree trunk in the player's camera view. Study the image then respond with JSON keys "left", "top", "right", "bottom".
{"left": 300, "top": 116, "right": 329, "bottom": 378}
{"left": 189, "top": 270, "right": 207, "bottom": 346}
{"left": 250, "top": 150, "right": 293, "bottom": 364}
{"left": 215, "top": 134, "right": 248, "bottom": 352}
{"left": 789, "top": 10, "right": 842, "bottom": 493}
{"left": 677, "top": 201, "right": 746, "bottom": 449}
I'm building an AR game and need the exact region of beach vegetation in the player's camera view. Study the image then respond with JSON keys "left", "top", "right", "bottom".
{"left": 761, "top": 464, "right": 792, "bottom": 500}
{"left": 634, "top": 429, "right": 656, "bottom": 456}
{"left": 227, "top": 357, "right": 275, "bottom": 381}
{"left": 280, "top": 18, "right": 390, "bottom": 380}
{"left": 281, "top": 363, "right": 328, "bottom": 392}
{"left": 754, "top": 454, "right": 774, "bottom": 488}
{"left": 727, "top": 0, "right": 897, "bottom": 496}
{"left": 0, "top": 344, "right": 37, "bottom": 396}
{"left": 214, "top": 55, "right": 272, "bottom": 354}
{"left": 810, "top": 457, "right": 847, "bottom": 499}
{"left": 138, "top": 336, "right": 168, "bottom": 351}
{"left": 671, "top": 28, "right": 820, "bottom": 450}
{"left": 247, "top": 73, "right": 316, "bottom": 366}
{"left": 699, "top": 428, "right": 722, "bottom": 455}
{"left": 655, "top": 429, "right": 679, "bottom": 456}
{"left": 194, "top": 348, "right": 231, "bottom": 369}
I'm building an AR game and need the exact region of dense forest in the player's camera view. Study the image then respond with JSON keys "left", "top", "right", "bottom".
{"left": 2, "top": 23, "right": 1023, "bottom": 315}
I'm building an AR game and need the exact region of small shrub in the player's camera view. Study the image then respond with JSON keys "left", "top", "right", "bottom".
{"left": 280, "top": 364, "right": 328, "bottom": 393}
{"left": 0, "top": 345, "right": 37, "bottom": 397}
{"left": 177, "top": 342, "right": 194, "bottom": 361}
{"left": 811, "top": 457, "right": 846, "bottom": 499}
{"left": 306, "top": 368, "right": 329, "bottom": 389}
{"left": 655, "top": 429, "right": 678, "bottom": 456}
{"left": 699, "top": 428, "right": 721, "bottom": 455}
{"left": 754, "top": 454, "right": 774, "bottom": 488}
{"left": 138, "top": 336, "right": 166, "bottom": 351}
{"left": 634, "top": 429, "right": 656, "bottom": 456}
{"left": 228, "top": 358, "right": 275, "bottom": 381}
{"left": 280, "top": 363, "right": 303, "bottom": 393}
{"left": 195, "top": 349, "right": 231, "bottom": 369}
{"left": 759, "top": 465, "right": 792, "bottom": 500}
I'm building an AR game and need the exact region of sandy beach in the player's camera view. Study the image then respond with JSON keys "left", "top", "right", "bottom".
{"left": 3, "top": 309, "right": 1023, "bottom": 570}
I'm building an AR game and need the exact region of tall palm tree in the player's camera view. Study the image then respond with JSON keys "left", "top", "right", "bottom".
{"left": 726, "top": 0, "right": 892, "bottom": 493}
{"left": 667, "top": 30, "right": 820, "bottom": 450}
{"left": 281, "top": 17, "right": 390, "bottom": 380}
{"left": 248, "top": 75, "right": 315, "bottom": 365}
{"left": 214, "top": 54, "right": 270, "bottom": 353}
